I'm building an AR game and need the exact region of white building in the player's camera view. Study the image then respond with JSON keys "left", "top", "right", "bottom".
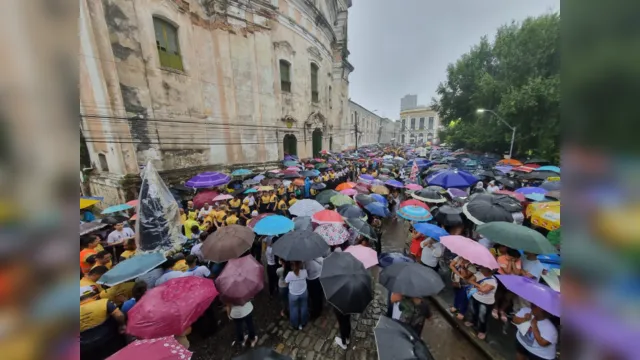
{"left": 347, "top": 100, "right": 383, "bottom": 149}
{"left": 398, "top": 106, "right": 440, "bottom": 145}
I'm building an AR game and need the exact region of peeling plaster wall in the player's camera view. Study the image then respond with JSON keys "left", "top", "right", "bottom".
{"left": 81, "top": 0, "right": 352, "bottom": 177}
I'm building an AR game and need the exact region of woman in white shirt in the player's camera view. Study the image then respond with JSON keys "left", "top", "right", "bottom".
{"left": 285, "top": 261, "right": 309, "bottom": 330}
{"left": 512, "top": 304, "right": 558, "bottom": 360}
{"left": 463, "top": 266, "right": 497, "bottom": 340}
{"left": 226, "top": 300, "right": 258, "bottom": 348}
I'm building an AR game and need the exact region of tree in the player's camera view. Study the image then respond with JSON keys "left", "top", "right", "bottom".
{"left": 433, "top": 13, "right": 560, "bottom": 162}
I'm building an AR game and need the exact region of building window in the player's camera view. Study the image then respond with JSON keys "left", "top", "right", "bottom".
{"left": 419, "top": 117, "right": 425, "bottom": 129}
{"left": 410, "top": 118, "right": 415, "bottom": 129}
{"left": 153, "top": 17, "right": 183, "bottom": 71}
{"left": 428, "top": 117, "right": 434, "bottom": 129}
{"left": 402, "top": 134, "right": 406, "bottom": 143}
{"left": 310, "top": 63, "right": 319, "bottom": 102}
{"left": 402, "top": 119, "right": 406, "bottom": 129}
{"left": 98, "top": 153, "right": 109, "bottom": 172}
{"left": 279, "top": 60, "right": 291, "bottom": 93}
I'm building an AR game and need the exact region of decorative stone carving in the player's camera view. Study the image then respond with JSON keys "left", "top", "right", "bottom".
{"left": 307, "top": 46, "right": 322, "bottom": 62}
{"left": 273, "top": 41, "right": 296, "bottom": 56}
{"left": 305, "top": 111, "right": 326, "bottom": 131}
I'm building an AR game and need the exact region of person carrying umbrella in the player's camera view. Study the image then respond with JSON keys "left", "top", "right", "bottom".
{"left": 512, "top": 304, "right": 558, "bottom": 360}
{"left": 305, "top": 257, "right": 324, "bottom": 320}
{"left": 371, "top": 216, "right": 383, "bottom": 254}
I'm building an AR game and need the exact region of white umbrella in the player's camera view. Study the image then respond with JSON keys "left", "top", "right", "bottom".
{"left": 289, "top": 199, "right": 325, "bottom": 217}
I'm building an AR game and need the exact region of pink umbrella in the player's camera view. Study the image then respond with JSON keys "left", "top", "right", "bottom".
{"left": 107, "top": 336, "right": 192, "bottom": 360}
{"left": 215, "top": 256, "right": 264, "bottom": 305}
{"left": 340, "top": 189, "right": 358, "bottom": 196}
{"left": 345, "top": 245, "right": 378, "bottom": 269}
{"left": 405, "top": 184, "right": 423, "bottom": 191}
{"left": 127, "top": 277, "right": 218, "bottom": 339}
{"left": 212, "top": 194, "right": 233, "bottom": 202}
{"left": 314, "top": 223, "right": 350, "bottom": 246}
{"left": 354, "top": 185, "right": 370, "bottom": 194}
{"left": 269, "top": 169, "right": 282, "bottom": 173}
{"left": 440, "top": 235, "right": 499, "bottom": 269}
{"left": 286, "top": 166, "right": 301, "bottom": 171}
{"left": 311, "top": 210, "right": 344, "bottom": 224}
{"left": 126, "top": 200, "right": 139, "bottom": 207}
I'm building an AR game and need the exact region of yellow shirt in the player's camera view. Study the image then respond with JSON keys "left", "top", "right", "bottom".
{"left": 213, "top": 210, "right": 227, "bottom": 222}
{"left": 184, "top": 219, "right": 199, "bottom": 238}
{"left": 241, "top": 205, "right": 251, "bottom": 215}
{"left": 180, "top": 213, "right": 187, "bottom": 224}
{"left": 226, "top": 215, "right": 239, "bottom": 225}
{"left": 329, "top": 173, "right": 336, "bottom": 179}
{"left": 288, "top": 198, "right": 298, "bottom": 206}
{"left": 313, "top": 177, "right": 321, "bottom": 183}
{"left": 287, "top": 185, "right": 295, "bottom": 193}
{"left": 372, "top": 171, "right": 378, "bottom": 178}
{"left": 229, "top": 199, "right": 241, "bottom": 209}
{"left": 261, "top": 195, "right": 270, "bottom": 204}
{"left": 100, "top": 281, "right": 135, "bottom": 306}
{"left": 277, "top": 200, "right": 288, "bottom": 211}
{"left": 80, "top": 299, "right": 110, "bottom": 332}
{"left": 269, "top": 195, "right": 277, "bottom": 203}
{"left": 95, "top": 244, "right": 105, "bottom": 253}
{"left": 277, "top": 187, "right": 286, "bottom": 196}
{"left": 311, "top": 188, "right": 318, "bottom": 196}
{"left": 323, "top": 174, "right": 329, "bottom": 182}
{"left": 80, "top": 277, "right": 104, "bottom": 293}
{"left": 120, "top": 250, "right": 135, "bottom": 261}
{"left": 92, "top": 260, "right": 112, "bottom": 270}
{"left": 172, "top": 259, "right": 189, "bottom": 272}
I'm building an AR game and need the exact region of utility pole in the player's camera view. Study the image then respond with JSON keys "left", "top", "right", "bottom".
{"left": 354, "top": 116, "right": 359, "bottom": 150}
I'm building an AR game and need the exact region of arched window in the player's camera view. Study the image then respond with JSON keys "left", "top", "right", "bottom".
{"left": 153, "top": 17, "right": 183, "bottom": 71}
{"left": 310, "top": 63, "right": 319, "bottom": 103}
{"left": 98, "top": 153, "right": 109, "bottom": 172}
{"left": 279, "top": 60, "right": 291, "bottom": 93}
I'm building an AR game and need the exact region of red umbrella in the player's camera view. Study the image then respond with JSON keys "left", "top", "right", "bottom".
{"left": 192, "top": 190, "right": 219, "bottom": 209}
{"left": 126, "top": 200, "right": 139, "bottom": 207}
{"left": 127, "top": 277, "right": 218, "bottom": 339}
{"left": 107, "top": 336, "right": 192, "bottom": 360}
{"left": 215, "top": 256, "right": 264, "bottom": 305}
{"left": 305, "top": 164, "right": 315, "bottom": 168}
{"left": 311, "top": 210, "right": 344, "bottom": 224}
{"left": 522, "top": 163, "right": 542, "bottom": 169}
{"left": 130, "top": 213, "right": 138, "bottom": 221}
{"left": 247, "top": 213, "right": 276, "bottom": 229}
{"left": 399, "top": 199, "right": 429, "bottom": 211}
{"left": 494, "top": 190, "right": 526, "bottom": 202}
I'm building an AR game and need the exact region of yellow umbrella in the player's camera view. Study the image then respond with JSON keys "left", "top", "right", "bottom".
{"left": 258, "top": 186, "right": 274, "bottom": 192}
{"left": 80, "top": 196, "right": 103, "bottom": 209}
{"left": 526, "top": 201, "right": 560, "bottom": 231}
{"left": 371, "top": 185, "right": 390, "bottom": 195}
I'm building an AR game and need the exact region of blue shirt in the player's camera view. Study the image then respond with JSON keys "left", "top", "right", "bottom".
{"left": 121, "top": 298, "right": 136, "bottom": 314}
{"left": 82, "top": 211, "right": 96, "bottom": 222}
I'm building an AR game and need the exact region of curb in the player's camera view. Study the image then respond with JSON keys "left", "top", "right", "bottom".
{"left": 430, "top": 295, "right": 506, "bottom": 360}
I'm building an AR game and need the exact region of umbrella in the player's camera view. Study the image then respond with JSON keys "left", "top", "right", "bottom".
{"left": 266, "top": 178, "right": 282, "bottom": 185}
{"left": 320, "top": 252, "right": 373, "bottom": 314}
{"left": 98, "top": 253, "right": 166, "bottom": 286}
{"left": 540, "top": 180, "right": 561, "bottom": 191}
{"left": 253, "top": 174, "right": 266, "bottom": 181}
{"left": 469, "top": 193, "right": 523, "bottom": 213}
{"left": 192, "top": 190, "right": 219, "bottom": 208}
{"left": 212, "top": 194, "right": 234, "bottom": 202}
{"left": 244, "top": 188, "right": 258, "bottom": 194}
{"left": 293, "top": 216, "right": 312, "bottom": 231}
{"left": 344, "top": 217, "right": 377, "bottom": 241}
{"left": 447, "top": 188, "right": 467, "bottom": 198}
{"left": 360, "top": 174, "right": 375, "bottom": 181}
{"left": 215, "top": 256, "right": 264, "bottom": 305}
{"left": 316, "top": 189, "right": 340, "bottom": 205}
{"left": 231, "top": 169, "right": 252, "bottom": 176}
{"left": 101, "top": 203, "right": 134, "bottom": 215}
{"left": 545, "top": 190, "right": 561, "bottom": 200}
{"left": 201, "top": 225, "right": 255, "bottom": 262}
{"left": 515, "top": 187, "right": 548, "bottom": 195}
{"left": 305, "top": 164, "right": 315, "bottom": 168}
{"left": 462, "top": 199, "right": 514, "bottom": 225}
{"left": 524, "top": 158, "right": 551, "bottom": 165}
{"left": 431, "top": 205, "right": 463, "bottom": 226}
{"left": 353, "top": 184, "right": 370, "bottom": 194}
{"left": 344, "top": 245, "right": 378, "bottom": 269}
{"left": 536, "top": 165, "right": 560, "bottom": 173}
{"left": 272, "top": 230, "right": 329, "bottom": 261}
{"left": 253, "top": 215, "right": 294, "bottom": 235}
{"left": 495, "top": 275, "right": 560, "bottom": 316}
{"left": 311, "top": 209, "right": 344, "bottom": 224}
{"left": 337, "top": 204, "right": 366, "bottom": 219}
{"left": 497, "top": 159, "right": 523, "bottom": 166}
{"left": 424, "top": 185, "right": 447, "bottom": 194}
{"left": 126, "top": 199, "right": 139, "bottom": 207}
{"left": 354, "top": 194, "right": 376, "bottom": 206}
{"left": 411, "top": 189, "right": 446, "bottom": 203}
{"left": 496, "top": 177, "right": 520, "bottom": 189}
{"left": 289, "top": 199, "right": 324, "bottom": 217}
{"left": 285, "top": 166, "right": 301, "bottom": 171}
{"left": 257, "top": 186, "right": 274, "bottom": 192}
{"left": 525, "top": 193, "right": 546, "bottom": 202}
{"left": 370, "top": 193, "right": 388, "bottom": 206}
{"left": 378, "top": 252, "right": 415, "bottom": 268}
{"left": 371, "top": 185, "right": 390, "bottom": 195}
{"left": 130, "top": 213, "right": 138, "bottom": 221}
{"left": 127, "top": 277, "right": 218, "bottom": 338}
{"left": 185, "top": 172, "right": 231, "bottom": 188}
{"left": 246, "top": 213, "right": 275, "bottom": 229}
{"left": 311, "top": 183, "right": 327, "bottom": 190}
{"left": 427, "top": 169, "right": 478, "bottom": 189}
{"left": 314, "top": 223, "right": 350, "bottom": 246}
{"left": 397, "top": 206, "right": 432, "bottom": 222}
{"left": 329, "top": 194, "right": 355, "bottom": 207}
{"left": 339, "top": 188, "right": 358, "bottom": 196}
{"left": 80, "top": 196, "right": 103, "bottom": 209}
{"left": 526, "top": 201, "right": 560, "bottom": 231}
{"left": 283, "top": 173, "right": 301, "bottom": 179}
{"left": 398, "top": 199, "right": 429, "bottom": 211}
{"left": 374, "top": 316, "right": 433, "bottom": 360}
{"left": 478, "top": 169, "right": 505, "bottom": 179}
{"left": 299, "top": 170, "right": 317, "bottom": 177}
{"left": 243, "top": 179, "right": 260, "bottom": 186}
{"left": 404, "top": 184, "right": 423, "bottom": 191}
{"left": 379, "top": 262, "right": 444, "bottom": 297}
{"left": 413, "top": 223, "right": 449, "bottom": 240}
{"left": 494, "top": 190, "right": 526, "bottom": 202}
{"left": 336, "top": 182, "right": 357, "bottom": 191}
{"left": 108, "top": 336, "right": 192, "bottom": 360}
{"left": 100, "top": 215, "right": 129, "bottom": 225}
{"left": 365, "top": 203, "right": 391, "bottom": 218}
{"left": 385, "top": 179, "right": 403, "bottom": 188}
{"left": 440, "top": 235, "right": 499, "bottom": 269}
{"left": 476, "top": 222, "right": 557, "bottom": 254}
{"left": 232, "top": 347, "right": 292, "bottom": 360}
{"left": 80, "top": 221, "right": 108, "bottom": 235}
{"left": 292, "top": 179, "right": 305, "bottom": 187}
{"left": 283, "top": 161, "right": 299, "bottom": 167}
{"left": 315, "top": 163, "right": 329, "bottom": 169}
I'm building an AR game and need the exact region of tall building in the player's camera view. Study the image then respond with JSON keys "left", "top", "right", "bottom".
{"left": 80, "top": 0, "right": 354, "bottom": 204}
{"left": 378, "top": 118, "right": 396, "bottom": 144}
{"left": 399, "top": 106, "right": 440, "bottom": 145}
{"left": 400, "top": 94, "right": 418, "bottom": 111}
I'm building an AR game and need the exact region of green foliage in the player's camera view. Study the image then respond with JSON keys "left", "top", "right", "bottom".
{"left": 433, "top": 13, "right": 560, "bottom": 162}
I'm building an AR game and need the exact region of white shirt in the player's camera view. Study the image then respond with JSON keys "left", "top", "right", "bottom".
{"left": 155, "top": 270, "right": 192, "bottom": 287}
{"left": 522, "top": 257, "right": 544, "bottom": 281}
{"left": 515, "top": 307, "right": 558, "bottom": 359}
{"left": 471, "top": 272, "right": 498, "bottom": 305}
{"left": 247, "top": 195, "right": 256, "bottom": 207}
{"left": 419, "top": 240, "right": 444, "bottom": 267}
{"left": 392, "top": 302, "right": 402, "bottom": 320}
{"left": 487, "top": 185, "right": 500, "bottom": 193}
{"left": 304, "top": 257, "right": 323, "bottom": 280}
{"left": 511, "top": 212, "right": 524, "bottom": 225}
{"left": 198, "top": 206, "right": 213, "bottom": 219}
{"left": 190, "top": 243, "right": 204, "bottom": 262}
{"left": 285, "top": 270, "right": 308, "bottom": 295}
{"left": 107, "top": 228, "right": 135, "bottom": 244}
{"left": 265, "top": 246, "right": 276, "bottom": 266}
{"left": 230, "top": 301, "right": 254, "bottom": 319}
{"left": 187, "top": 265, "right": 211, "bottom": 278}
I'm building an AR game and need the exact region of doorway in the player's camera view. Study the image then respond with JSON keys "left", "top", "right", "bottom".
{"left": 283, "top": 134, "right": 297, "bottom": 156}
{"left": 312, "top": 128, "right": 323, "bottom": 158}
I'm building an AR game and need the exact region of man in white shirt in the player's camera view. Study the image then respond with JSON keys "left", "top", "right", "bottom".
{"left": 305, "top": 257, "right": 324, "bottom": 320}
{"left": 419, "top": 238, "right": 444, "bottom": 272}
{"left": 512, "top": 305, "right": 558, "bottom": 360}
{"left": 185, "top": 255, "right": 212, "bottom": 278}
{"left": 198, "top": 203, "right": 213, "bottom": 219}
{"left": 107, "top": 222, "right": 135, "bottom": 244}
{"left": 487, "top": 180, "right": 500, "bottom": 193}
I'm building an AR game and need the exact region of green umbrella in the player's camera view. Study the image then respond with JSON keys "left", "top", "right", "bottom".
{"left": 315, "top": 190, "right": 340, "bottom": 205}
{"left": 547, "top": 228, "right": 561, "bottom": 247}
{"left": 476, "top": 222, "right": 557, "bottom": 254}
{"left": 330, "top": 194, "right": 356, "bottom": 207}
{"left": 315, "top": 163, "right": 329, "bottom": 169}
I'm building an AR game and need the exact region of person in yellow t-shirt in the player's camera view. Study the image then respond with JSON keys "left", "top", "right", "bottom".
{"left": 277, "top": 185, "right": 286, "bottom": 196}
{"left": 259, "top": 192, "right": 270, "bottom": 213}
{"left": 92, "top": 251, "right": 113, "bottom": 270}
{"left": 80, "top": 265, "right": 108, "bottom": 293}
{"left": 269, "top": 191, "right": 278, "bottom": 211}
{"left": 80, "top": 285, "right": 126, "bottom": 358}
{"left": 228, "top": 195, "right": 241, "bottom": 212}
{"left": 287, "top": 183, "right": 296, "bottom": 195}
{"left": 329, "top": 171, "right": 336, "bottom": 180}
{"left": 310, "top": 187, "right": 319, "bottom": 198}
{"left": 183, "top": 212, "right": 199, "bottom": 239}
{"left": 371, "top": 170, "right": 378, "bottom": 178}
{"left": 225, "top": 209, "right": 239, "bottom": 225}
{"left": 288, "top": 193, "right": 298, "bottom": 207}
{"left": 240, "top": 198, "right": 252, "bottom": 225}
{"left": 323, "top": 173, "right": 329, "bottom": 182}
{"left": 171, "top": 253, "right": 189, "bottom": 272}
{"left": 119, "top": 238, "right": 137, "bottom": 262}
{"left": 186, "top": 201, "right": 198, "bottom": 220}
{"left": 212, "top": 205, "right": 228, "bottom": 229}
{"left": 276, "top": 196, "right": 288, "bottom": 216}
{"left": 100, "top": 281, "right": 136, "bottom": 307}
{"left": 179, "top": 208, "right": 187, "bottom": 224}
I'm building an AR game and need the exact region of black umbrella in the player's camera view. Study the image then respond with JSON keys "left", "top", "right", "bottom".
{"left": 271, "top": 230, "right": 329, "bottom": 261}
{"left": 316, "top": 189, "right": 340, "bottom": 205}
{"left": 468, "top": 193, "right": 523, "bottom": 212}
{"left": 80, "top": 221, "right": 108, "bottom": 235}
{"left": 320, "top": 252, "right": 373, "bottom": 314}
{"left": 431, "top": 205, "right": 463, "bottom": 226}
{"left": 540, "top": 180, "right": 561, "bottom": 191}
{"left": 232, "top": 187, "right": 247, "bottom": 196}
{"left": 496, "top": 177, "right": 520, "bottom": 189}
{"left": 411, "top": 189, "right": 446, "bottom": 203}
{"left": 424, "top": 185, "right": 447, "bottom": 195}
{"left": 100, "top": 215, "right": 128, "bottom": 225}
{"left": 525, "top": 158, "right": 551, "bottom": 165}
{"left": 462, "top": 198, "right": 514, "bottom": 225}
{"left": 311, "top": 183, "right": 327, "bottom": 190}
{"left": 344, "top": 217, "right": 377, "bottom": 241}
{"left": 374, "top": 316, "right": 434, "bottom": 360}
{"left": 379, "top": 262, "right": 444, "bottom": 297}
{"left": 337, "top": 204, "right": 366, "bottom": 219}
{"left": 479, "top": 169, "right": 505, "bottom": 179}
{"left": 232, "top": 347, "right": 292, "bottom": 360}
{"left": 293, "top": 216, "right": 312, "bottom": 231}
{"left": 299, "top": 170, "right": 317, "bottom": 177}
{"left": 524, "top": 170, "right": 558, "bottom": 180}
{"left": 354, "top": 194, "right": 376, "bottom": 206}
{"left": 283, "top": 173, "right": 301, "bottom": 179}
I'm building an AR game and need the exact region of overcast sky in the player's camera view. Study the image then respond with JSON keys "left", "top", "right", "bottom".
{"left": 347, "top": 0, "right": 559, "bottom": 120}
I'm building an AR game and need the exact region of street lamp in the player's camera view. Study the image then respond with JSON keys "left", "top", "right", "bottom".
{"left": 477, "top": 108, "right": 516, "bottom": 158}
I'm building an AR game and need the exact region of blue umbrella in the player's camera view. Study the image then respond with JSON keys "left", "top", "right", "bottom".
{"left": 231, "top": 169, "right": 252, "bottom": 176}
{"left": 536, "top": 165, "right": 560, "bottom": 173}
{"left": 427, "top": 169, "right": 478, "bottom": 189}
{"left": 413, "top": 223, "right": 449, "bottom": 241}
{"left": 253, "top": 215, "right": 294, "bottom": 236}
{"left": 397, "top": 205, "right": 432, "bottom": 222}
{"left": 360, "top": 174, "right": 375, "bottom": 181}
{"left": 515, "top": 187, "right": 548, "bottom": 195}
{"left": 370, "top": 194, "right": 389, "bottom": 206}
{"left": 101, "top": 203, "right": 134, "bottom": 215}
{"left": 185, "top": 172, "right": 231, "bottom": 188}
{"left": 525, "top": 193, "right": 546, "bottom": 202}
{"left": 253, "top": 174, "right": 266, "bottom": 181}
{"left": 378, "top": 252, "right": 415, "bottom": 268}
{"left": 365, "top": 203, "right": 391, "bottom": 218}
{"left": 283, "top": 161, "right": 299, "bottom": 167}
{"left": 244, "top": 188, "right": 258, "bottom": 194}
{"left": 385, "top": 179, "right": 403, "bottom": 188}
{"left": 97, "top": 252, "right": 166, "bottom": 286}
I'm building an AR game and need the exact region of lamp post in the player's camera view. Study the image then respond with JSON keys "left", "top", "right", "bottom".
{"left": 477, "top": 109, "right": 516, "bottom": 158}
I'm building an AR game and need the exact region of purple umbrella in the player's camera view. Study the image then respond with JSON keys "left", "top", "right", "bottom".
{"left": 496, "top": 275, "right": 560, "bottom": 316}
{"left": 447, "top": 188, "right": 467, "bottom": 198}
{"left": 385, "top": 179, "right": 403, "bottom": 188}
{"left": 495, "top": 165, "right": 513, "bottom": 174}
{"left": 515, "top": 187, "right": 548, "bottom": 195}
{"left": 253, "top": 174, "right": 265, "bottom": 181}
{"left": 360, "top": 174, "right": 375, "bottom": 181}
{"left": 215, "top": 256, "right": 264, "bottom": 305}
{"left": 284, "top": 155, "right": 296, "bottom": 161}
{"left": 185, "top": 172, "right": 231, "bottom": 188}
